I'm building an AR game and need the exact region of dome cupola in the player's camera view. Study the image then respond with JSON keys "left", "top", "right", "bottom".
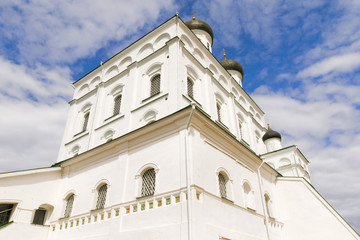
{"left": 220, "top": 49, "right": 244, "bottom": 85}
{"left": 262, "top": 124, "right": 282, "bottom": 152}
{"left": 262, "top": 126, "right": 282, "bottom": 142}
{"left": 184, "top": 13, "right": 214, "bottom": 51}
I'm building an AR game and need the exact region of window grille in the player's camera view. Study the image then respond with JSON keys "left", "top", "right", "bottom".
{"left": 82, "top": 112, "right": 90, "bottom": 132}
{"left": 64, "top": 194, "right": 74, "bottom": 218}
{"left": 150, "top": 74, "right": 161, "bottom": 96}
{"left": 96, "top": 184, "right": 107, "bottom": 209}
{"left": 187, "top": 78, "right": 194, "bottom": 99}
{"left": 218, "top": 173, "right": 227, "bottom": 198}
{"left": 0, "top": 204, "right": 14, "bottom": 225}
{"left": 113, "top": 95, "right": 122, "bottom": 115}
{"left": 32, "top": 208, "right": 46, "bottom": 225}
{"left": 216, "top": 103, "right": 222, "bottom": 122}
{"left": 141, "top": 168, "right": 156, "bottom": 197}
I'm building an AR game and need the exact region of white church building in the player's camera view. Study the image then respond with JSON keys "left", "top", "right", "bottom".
{"left": 1, "top": 14, "right": 359, "bottom": 240}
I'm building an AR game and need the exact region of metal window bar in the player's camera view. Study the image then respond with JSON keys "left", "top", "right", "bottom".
{"left": 187, "top": 78, "right": 194, "bottom": 99}
{"left": 218, "top": 173, "right": 227, "bottom": 198}
{"left": 216, "top": 103, "right": 222, "bottom": 122}
{"left": 96, "top": 184, "right": 107, "bottom": 209}
{"left": 113, "top": 95, "right": 122, "bottom": 115}
{"left": 64, "top": 194, "right": 74, "bottom": 218}
{"left": 150, "top": 75, "right": 161, "bottom": 96}
{"left": 32, "top": 208, "right": 46, "bottom": 225}
{"left": 82, "top": 112, "right": 90, "bottom": 131}
{"left": 141, "top": 168, "right": 156, "bottom": 197}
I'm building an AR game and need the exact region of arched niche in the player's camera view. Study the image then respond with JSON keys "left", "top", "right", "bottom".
{"left": 239, "top": 96, "right": 246, "bottom": 106}
{"left": 232, "top": 87, "right": 239, "bottom": 99}
{"left": 249, "top": 106, "right": 255, "bottom": 115}
{"left": 180, "top": 34, "right": 194, "bottom": 52}
{"left": 209, "top": 64, "right": 218, "bottom": 76}
{"left": 218, "top": 75, "right": 227, "bottom": 86}
{"left": 105, "top": 65, "right": 119, "bottom": 79}
{"left": 193, "top": 48, "right": 205, "bottom": 62}
{"left": 279, "top": 158, "right": 291, "bottom": 167}
{"left": 137, "top": 43, "right": 154, "bottom": 61}
{"left": 186, "top": 65, "right": 199, "bottom": 80}
{"left": 78, "top": 84, "right": 89, "bottom": 95}
{"left": 146, "top": 63, "right": 162, "bottom": 76}
{"left": 90, "top": 76, "right": 101, "bottom": 88}
{"left": 154, "top": 33, "right": 171, "bottom": 49}
{"left": 118, "top": 56, "right": 132, "bottom": 72}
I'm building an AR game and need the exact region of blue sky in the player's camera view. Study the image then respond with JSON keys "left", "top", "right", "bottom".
{"left": 0, "top": 0, "right": 359, "bottom": 233}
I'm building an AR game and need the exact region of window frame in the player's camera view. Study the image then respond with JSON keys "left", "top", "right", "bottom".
{"left": 96, "top": 184, "right": 108, "bottom": 210}
{"left": 64, "top": 194, "right": 75, "bottom": 218}
{"left": 0, "top": 203, "right": 15, "bottom": 226}
{"left": 32, "top": 208, "right": 46, "bottom": 225}
{"left": 187, "top": 77, "right": 194, "bottom": 99}
{"left": 82, "top": 111, "right": 90, "bottom": 132}
{"left": 150, "top": 74, "right": 161, "bottom": 97}
{"left": 141, "top": 168, "right": 156, "bottom": 197}
{"left": 113, "top": 94, "right": 122, "bottom": 116}
{"left": 243, "top": 181, "right": 256, "bottom": 210}
{"left": 218, "top": 172, "right": 227, "bottom": 198}
{"left": 216, "top": 102, "right": 222, "bottom": 122}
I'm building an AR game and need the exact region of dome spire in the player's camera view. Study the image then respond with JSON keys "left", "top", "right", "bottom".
{"left": 220, "top": 52, "right": 244, "bottom": 79}
{"left": 184, "top": 14, "right": 214, "bottom": 45}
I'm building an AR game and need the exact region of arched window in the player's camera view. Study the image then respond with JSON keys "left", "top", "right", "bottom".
{"left": 264, "top": 194, "right": 273, "bottom": 218}
{"left": 64, "top": 194, "right": 74, "bottom": 218}
{"left": 218, "top": 173, "right": 227, "bottom": 198}
{"left": 96, "top": 184, "right": 108, "bottom": 209}
{"left": 187, "top": 78, "right": 194, "bottom": 99}
{"left": 216, "top": 102, "right": 222, "bottom": 122}
{"left": 141, "top": 168, "right": 156, "bottom": 197}
{"left": 150, "top": 74, "right": 161, "bottom": 96}
{"left": 243, "top": 182, "right": 255, "bottom": 210}
{"left": 238, "top": 121, "right": 243, "bottom": 139}
{"left": 237, "top": 114, "right": 245, "bottom": 139}
{"left": 32, "top": 208, "right": 46, "bottom": 225}
{"left": 82, "top": 112, "right": 90, "bottom": 132}
{"left": 113, "top": 95, "right": 122, "bottom": 115}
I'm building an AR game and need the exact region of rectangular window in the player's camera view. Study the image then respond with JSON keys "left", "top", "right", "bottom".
{"left": 82, "top": 112, "right": 90, "bottom": 132}
{"left": 96, "top": 184, "right": 107, "bottom": 209}
{"left": 0, "top": 204, "right": 14, "bottom": 225}
{"left": 187, "top": 78, "right": 194, "bottom": 99}
{"left": 113, "top": 95, "right": 122, "bottom": 115}
{"left": 218, "top": 173, "right": 227, "bottom": 198}
{"left": 150, "top": 75, "right": 161, "bottom": 96}
{"left": 32, "top": 208, "right": 46, "bottom": 225}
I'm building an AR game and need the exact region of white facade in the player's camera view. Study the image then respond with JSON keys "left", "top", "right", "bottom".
{"left": 0, "top": 14, "right": 359, "bottom": 240}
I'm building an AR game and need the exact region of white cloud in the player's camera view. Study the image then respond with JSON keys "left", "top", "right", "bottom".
{"left": 253, "top": 79, "right": 360, "bottom": 234}
{"left": 0, "top": 0, "right": 176, "bottom": 65}
{"left": 0, "top": 0, "right": 178, "bottom": 173}
{"left": 0, "top": 97, "right": 68, "bottom": 171}
{"left": 0, "top": 56, "right": 72, "bottom": 171}
{"left": 298, "top": 52, "right": 360, "bottom": 78}
{"left": 0, "top": 56, "right": 73, "bottom": 101}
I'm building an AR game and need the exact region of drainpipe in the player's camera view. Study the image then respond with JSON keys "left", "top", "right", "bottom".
{"left": 257, "top": 160, "right": 271, "bottom": 240}
{"left": 185, "top": 103, "right": 196, "bottom": 240}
